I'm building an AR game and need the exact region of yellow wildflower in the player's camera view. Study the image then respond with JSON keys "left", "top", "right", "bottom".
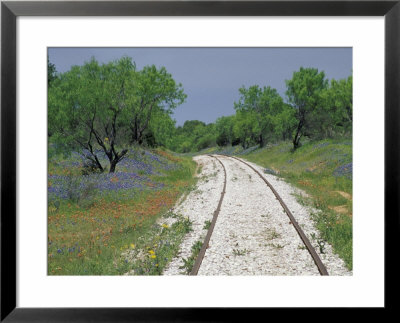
{"left": 130, "top": 243, "right": 135, "bottom": 249}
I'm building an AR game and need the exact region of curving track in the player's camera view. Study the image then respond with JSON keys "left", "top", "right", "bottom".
{"left": 192, "top": 154, "right": 329, "bottom": 276}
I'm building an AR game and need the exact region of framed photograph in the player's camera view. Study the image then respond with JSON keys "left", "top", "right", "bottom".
{"left": 1, "top": 0, "right": 398, "bottom": 321}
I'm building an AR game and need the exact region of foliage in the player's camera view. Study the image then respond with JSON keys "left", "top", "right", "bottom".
{"left": 168, "top": 120, "right": 217, "bottom": 153}
{"left": 320, "top": 75, "right": 353, "bottom": 137}
{"left": 271, "top": 103, "right": 297, "bottom": 141}
{"left": 285, "top": 67, "right": 329, "bottom": 149}
{"left": 232, "top": 110, "right": 260, "bottom": 149}
{"left": 148, "top": 108, "right": 177, "bottom": 148}
{"left": 215, "top": 115, "right": 236, "bottom": 147}
{"left": 49, "top": 57, "right": 352, "bottom": 155}
{"left": 48, "top": 57, "right": 57, "bottom": 86}
{"left": 166, "top": 67, "right": 351, "bottom": 153}
{"left": 129, "top": 65, "right": 186, "bottom": 145}
{"left": 48, "top": 57, "right": 186, "bottom": 173}
{"left": 234, "top": 85, "right": 287, "bottom": 147}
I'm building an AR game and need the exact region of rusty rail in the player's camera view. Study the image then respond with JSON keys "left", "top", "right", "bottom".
{"left": 190, "top": 155, "right": 227, "bottom": 275}
{"left": 190, "top": 154, "right": 328, "bottom": 276}
{"left": 224, "top": 155, "right": 329, "bottom": 276}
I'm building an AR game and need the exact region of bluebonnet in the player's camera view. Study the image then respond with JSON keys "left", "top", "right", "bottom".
{"left": 237, "top": 146, "right": 258, "bottom": 155}
{"left": 313, "top": 142, "right": 330, "bottom": 149}
{"left": 264, "top": 168, "right": 277, "bottom": 175}
{"left": 48, "top": 148, "right": 172, "bottom": 201}
{"left": 333, "top": 162, "right": 352, "bottom": 179}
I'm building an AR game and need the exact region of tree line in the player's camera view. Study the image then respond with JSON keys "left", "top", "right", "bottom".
{"left": 49, "top": 57, "right": 352, "bottom": 172}
{"left": 170, "top": 67, "right": 352, "bottom": 153}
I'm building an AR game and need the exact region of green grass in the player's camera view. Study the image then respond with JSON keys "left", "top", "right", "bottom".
{"left": 239, "top": 138, "right": 353, "bottom": 270}
{"left": 122, "top": 213, "right": 194, "bottom": 275}
{"left": 48, "top": 149, "right": 197, "bottom": 275}
{"left": 179, "top": 240, "right": 203, "bottom": 274}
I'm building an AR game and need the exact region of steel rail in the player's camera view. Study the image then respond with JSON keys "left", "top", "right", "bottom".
{"left": 189, "top": 155, "right": 227, "bottom": 275}
{"left": 222, "top": 154, "right": 329, "bottom": 276}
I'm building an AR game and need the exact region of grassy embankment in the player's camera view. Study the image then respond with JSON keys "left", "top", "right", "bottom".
{"left": 48, "top": 147, "right": 197, "bottom": 275}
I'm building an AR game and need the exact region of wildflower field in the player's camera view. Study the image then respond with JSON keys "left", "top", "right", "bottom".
{"left": 47, "top": 147, "right": 196, "bottom": 275}
{"left": 238, "top": 138, "right": 353, "bottom": 269}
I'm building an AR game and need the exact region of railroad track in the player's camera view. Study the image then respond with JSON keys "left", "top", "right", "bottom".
{"left": 190, "top": 154, "right": 329, "bottom": 276}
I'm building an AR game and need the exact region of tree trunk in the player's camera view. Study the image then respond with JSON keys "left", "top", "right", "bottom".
{"left": 137, "top": 130, "right": 143, "bottom": 145}
{"left": 292, "top": 118, "right": 304, "bottom": 150}
{"left": 109, "top": 159, "right": 118, "bottom": 173}
{"left": 108, "top": 149, "right": 127, "bottom": 173}
{"left": 259, "top": 134, "right": 265, "bottom": 148}
{"left": 93, "top": 155, "right": 104, "bottom": 172}
{"left": 84, "top": 144, "right": 104, "bottom": 172}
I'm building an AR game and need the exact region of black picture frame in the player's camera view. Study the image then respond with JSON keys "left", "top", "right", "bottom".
{"left": 1, "top": 0, "right": 399, "bottom": 321}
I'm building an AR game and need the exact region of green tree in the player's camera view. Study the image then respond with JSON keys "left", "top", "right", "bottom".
{"left": 49, "top": 57, "right": 186, "bottom": 172}
{"left": 271, "top": 103, "right": 297, "bottom": 141}
{"left": 49, "top": 57, "right": 134, "bottom": 172}
{"left": 181, "top": 120, "right": 206, "bottom": 134}
{"left": 48, "top": 57, "right": 57, "bottom": 86}
{"left": 285, "top": 67, "right": 328, "bottom": 149}
{"left": 215, "top": 115, "right": 236, "bottom": 147}
{"left": 129, "top": 65, "right": 186, "bottom": 144}
{"left": 234, "top": 85, "right": 284, "bottom": 147}
{"left": 148, "top": 108, "right": 177, "bottom": 147}
{"left": 233, "top": 110, "right": 259, "bottom": 149}
{"left": 194, "top": 123, "right": 217, "bottom": 151}
{"left": 167, "top": 120, "right": 217, "bottom": 153}
{"left": 322, "top": 75, "right": 352, "bottom": 136}
{"left": 167, "top": 120, "right": 204, "bottom": 153}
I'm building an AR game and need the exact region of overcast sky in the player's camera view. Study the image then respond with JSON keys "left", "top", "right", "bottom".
{"left": 48, "top": 47, "right": 352, "bottom": 126}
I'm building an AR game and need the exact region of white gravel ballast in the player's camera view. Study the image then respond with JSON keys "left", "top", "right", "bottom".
{"left": 162, "top": 155, "right": 224, "bottom": 275}
{"left": 163, "top": 155, "right": 352, "bottom": 276}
